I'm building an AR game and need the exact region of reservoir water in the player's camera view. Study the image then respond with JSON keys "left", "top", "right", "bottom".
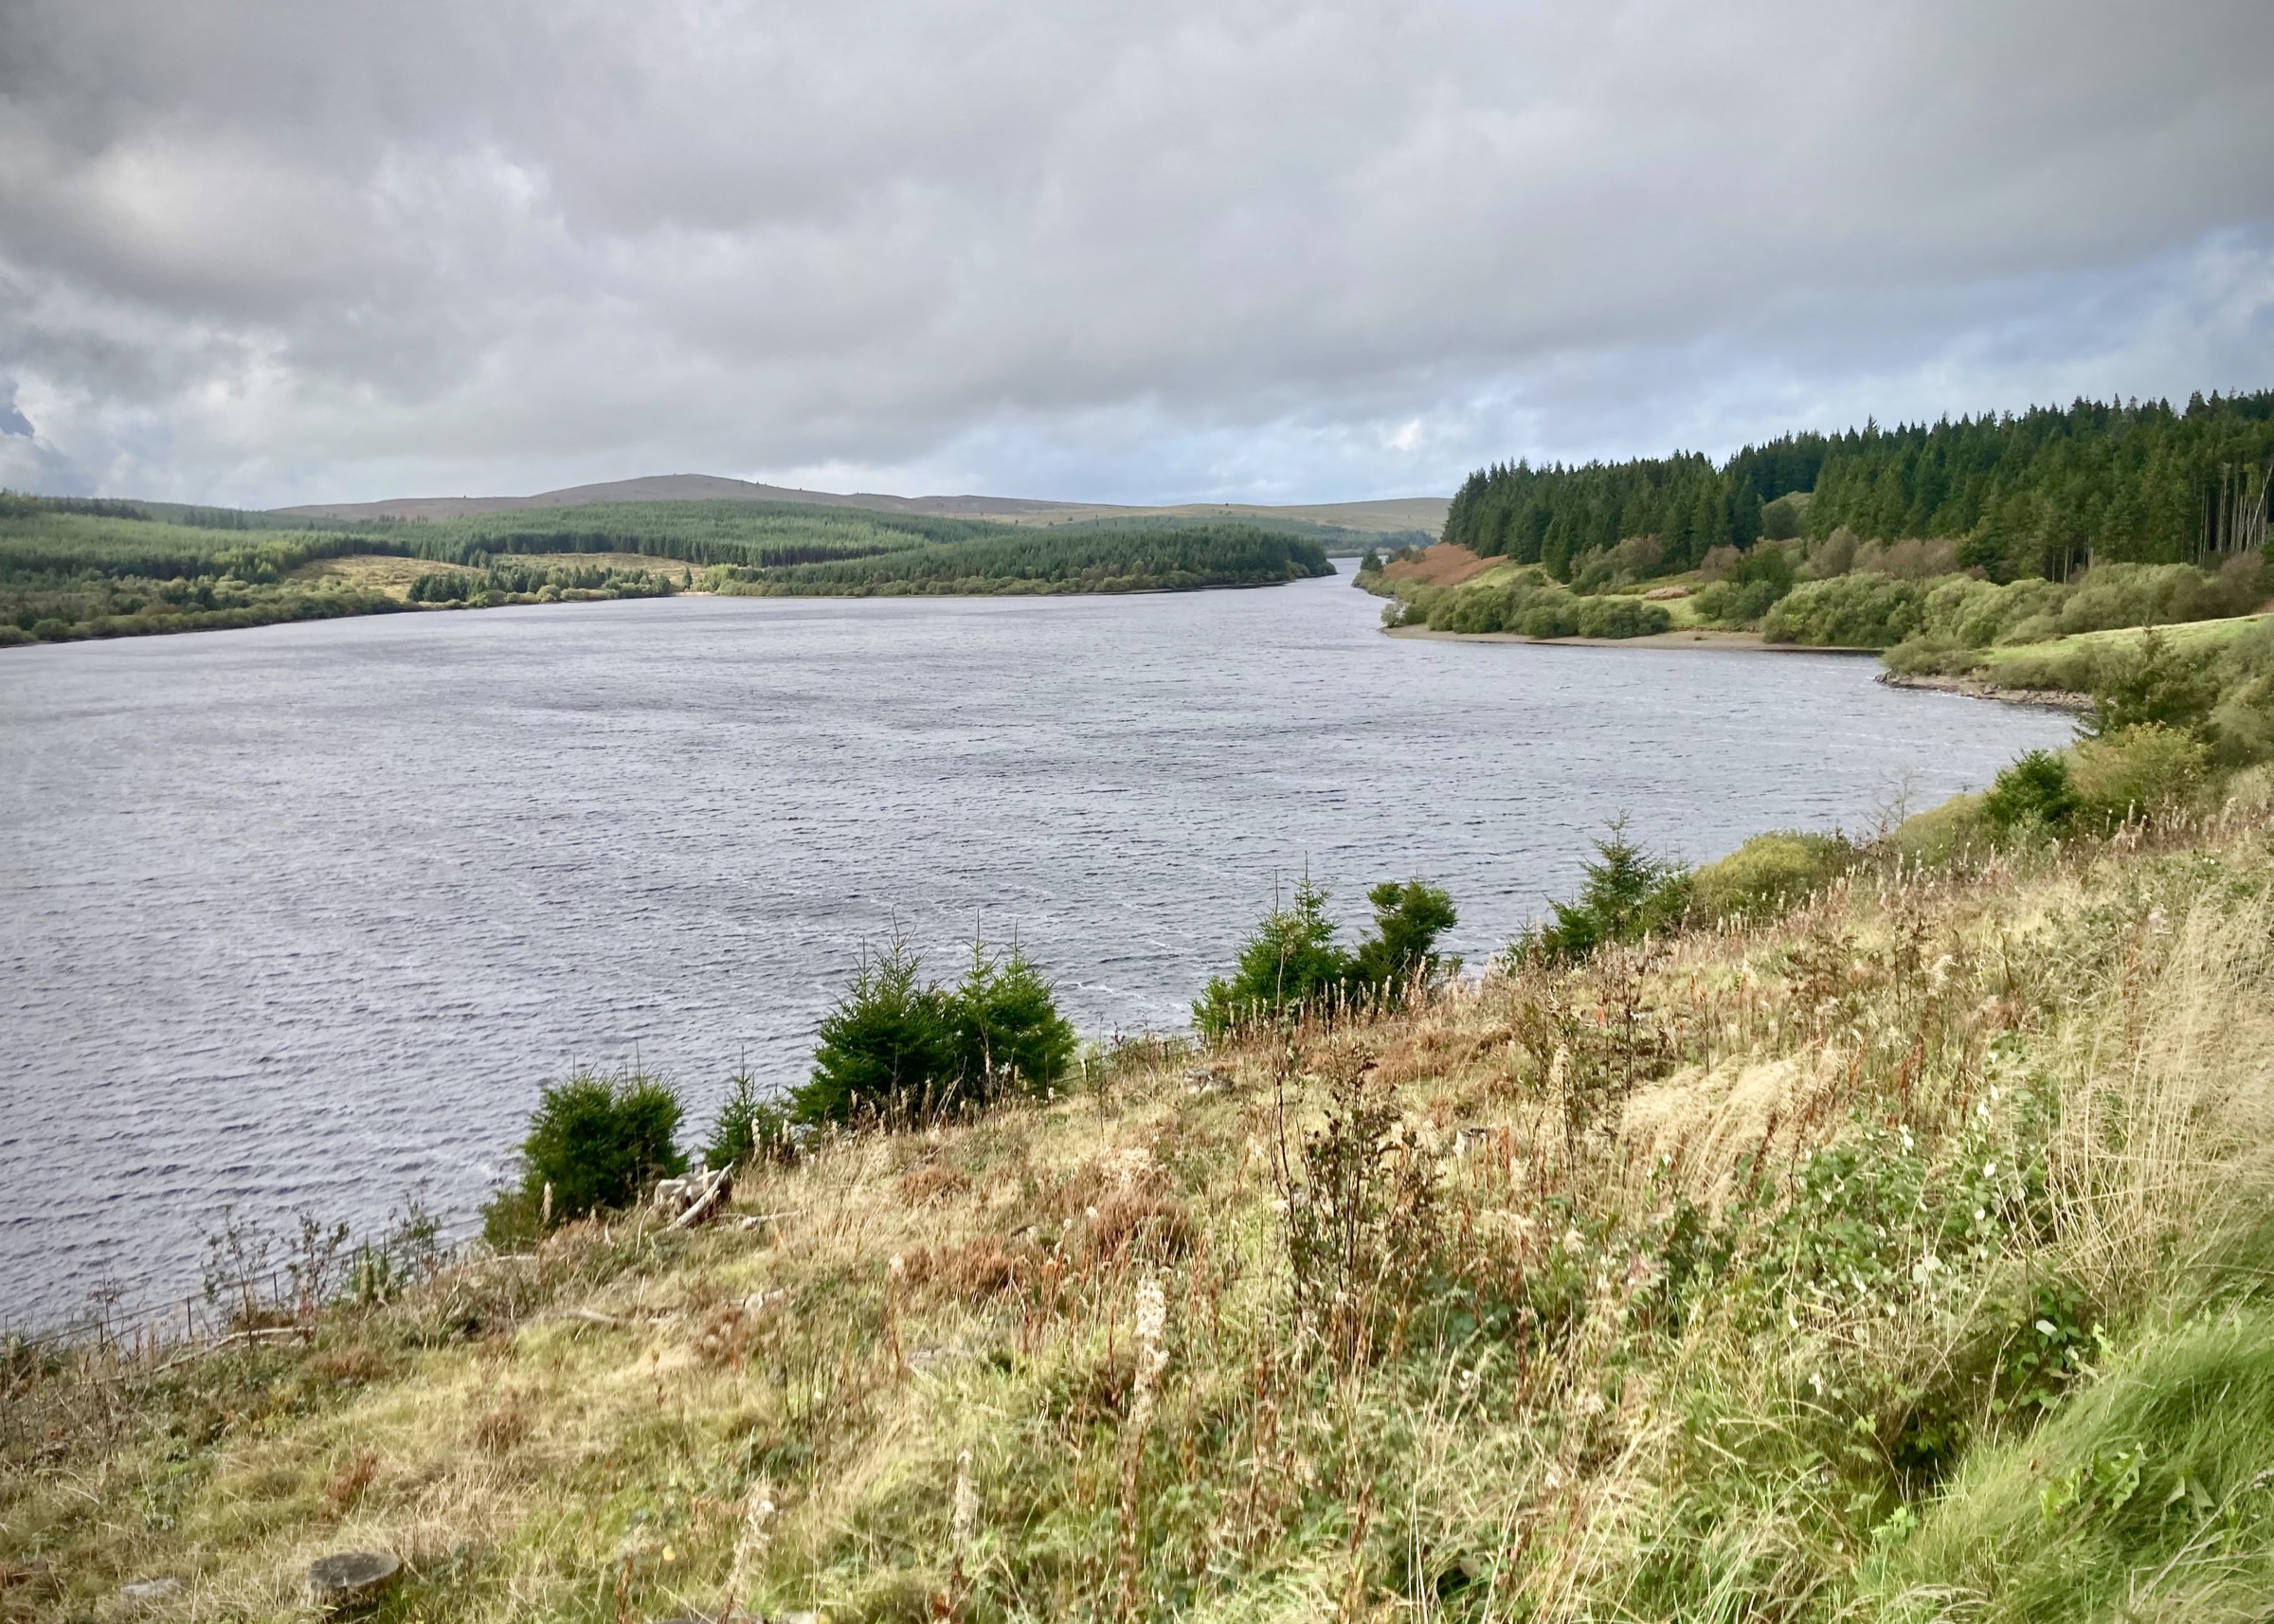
{"left": 0, "top": 568, "right": 2070, "bottom": 1330}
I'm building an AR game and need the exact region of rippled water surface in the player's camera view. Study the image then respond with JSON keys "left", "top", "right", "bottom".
{"left": 0, "top": 570, "right": 2071, "bottom": 1328}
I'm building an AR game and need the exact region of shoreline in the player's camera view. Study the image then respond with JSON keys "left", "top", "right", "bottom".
{"left": 1875, "top": 669, "right": 2093, "bottom": 712}
{"left": 1383, "top": 623, "right": 1881, "bottom": 655}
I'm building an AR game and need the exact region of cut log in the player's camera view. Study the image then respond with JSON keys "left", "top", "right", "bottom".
{"left": 307, "top": 1550, "right": 401, "bottom": 1612}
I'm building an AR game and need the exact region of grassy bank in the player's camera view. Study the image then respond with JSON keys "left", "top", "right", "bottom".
{"left": 1358, "top": 538, "right": 2269, "bottom": 656}
{"left": 12, "top": 794, "right": 2274, "bottom": 1620}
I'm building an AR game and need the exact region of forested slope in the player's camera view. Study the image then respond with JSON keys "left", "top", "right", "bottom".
{"left": 1446, "top": 391, "right": 2274, "bottom": 581}
{"left": 2, "top": 497, "right": 1337, "bottom": 646}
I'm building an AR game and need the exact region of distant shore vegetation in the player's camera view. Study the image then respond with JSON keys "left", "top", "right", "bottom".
{"left": 1367, "top": 388, "right": 2274, "bottom": 667}
{"left": 706, "top": 520, "right": 1331, "bottom": 596}
{"left": 0, "top": 495, "right": 1343, "bottom": 646}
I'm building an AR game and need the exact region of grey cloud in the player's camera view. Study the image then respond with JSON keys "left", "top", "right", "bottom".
{"left": 1, "top": 0, "right": 2271, "bottom": 506}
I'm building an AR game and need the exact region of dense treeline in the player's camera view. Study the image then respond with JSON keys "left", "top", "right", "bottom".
{"left": 0, "top": 509, "right": 400, "bottom": 644}
{"left": 407, "top": 559, "right": 680, "bottom": 605}
{"left": 722, "top": 522, "right": 1333, "bottom": 594}
{"left": 0, "top": 510, "right": 372, "bottom": 583}
{"left": 0, "top": 492, "right": 155, "bottom": 523}
{"left": 1445, "top": 390, "right": 2274, "bottom": 582}
{"left": 1440, "top": 451, "right": 1768, "bottom": 576}
{"left": 376, "top": 500, "right": 996, "bottom": 570}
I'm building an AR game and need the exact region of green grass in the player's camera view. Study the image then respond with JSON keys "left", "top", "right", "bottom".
{"left": 1971, "top": 612, "right": 2274, "bottom": 675}
{"left": 1871, "top": 1308, "right": 2274, "bottom": 1619}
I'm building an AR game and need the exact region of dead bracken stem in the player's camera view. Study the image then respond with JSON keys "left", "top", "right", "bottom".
{"left": 949, "top": 1448, "right": 977, "bottom": 1616}
{"left": 720, "top": 1482, "right": 775, "bottom": 1620}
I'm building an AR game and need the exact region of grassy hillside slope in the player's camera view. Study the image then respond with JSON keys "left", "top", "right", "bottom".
{"left": 11, "top": 800, "right": 2274, "bottom": 1622}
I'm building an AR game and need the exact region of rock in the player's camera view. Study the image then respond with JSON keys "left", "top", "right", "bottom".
{"left": 306, "top": 1550, "right": 401, "bottom": 1611}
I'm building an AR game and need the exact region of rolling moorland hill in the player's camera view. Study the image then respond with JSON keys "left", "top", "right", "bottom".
{"left": 10, "top": 790, "right": 2274, "bottom": 1621}
{"left": 277, "top": 474, "right": 1450, "bottom": 540}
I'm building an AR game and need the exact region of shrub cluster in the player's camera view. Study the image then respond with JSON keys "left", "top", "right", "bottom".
{"left": 1515, "top": 821, "right": 1856, "bottom": 959}
{"left": 483, "top": 1070, "right": 689, "bottom": 1245}
{"left": 1688, "top": 829, "right": 1855, "bottom": 920}
{"left": 797, "top": 937, "right": 1075, "bottom": 1123}
{"left": 1193, "top": 878, "right": 1457, "bottom": 1038}
{"left": 1982, "top": 728, "right": 2211, "bottom": 839}
{"left": 406, "top": 560, "right": 678, "bottom": 605}
{"left": 1517, "top": 819, "right": 1692, "bottom": 961}
{"left": 1777, "top": 556, "right": 2265, "bottom": 655}
{"left": 1402, "top": 569, "right": 1673, "bottom": 639}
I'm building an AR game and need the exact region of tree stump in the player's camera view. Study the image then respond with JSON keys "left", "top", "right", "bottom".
{"left": 307, "top": 1551, "right": 401, "bottom": 1612}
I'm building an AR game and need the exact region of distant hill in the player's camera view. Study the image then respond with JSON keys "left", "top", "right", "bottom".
{"left": 276, "top": 474, "right": 1448, "bottom": 537}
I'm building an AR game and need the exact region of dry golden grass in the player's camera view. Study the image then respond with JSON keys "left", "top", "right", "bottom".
{"left": 10, "top": 805, "right": 2274, "bottom": 1622}
{"left": 284, "top": 554, "right": 476, "bottom": 599}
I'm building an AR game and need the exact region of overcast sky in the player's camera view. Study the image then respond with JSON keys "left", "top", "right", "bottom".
{"left": 2, "top": 0, "right": 2271, "bottom": 509}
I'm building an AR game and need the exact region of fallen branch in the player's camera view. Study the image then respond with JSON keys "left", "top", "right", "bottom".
{"left": 670, "top": 1166, "right": 735, "bottom": 1231}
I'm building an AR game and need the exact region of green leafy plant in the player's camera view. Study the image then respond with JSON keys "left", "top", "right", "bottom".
{"left": 1347, "top": 880, "right": 1459, "bottom": 1006}
{"left": 1195, "top": 875, "right": 1462, "bottom": 1038}
{"left": 1689, "top": 830, "right": 1854, "bottom": 921}
{"left": 793, "top": 933, "right": 1077, "bottom": 1123}
{"left": 796, "top": 937, "right": 958, "bottom": 1123}
{"left": 1193, "top": 877, "right": 1353, "bottom": 1038}
{"left": 2086, "top": 628, "right": 2218, "bottom": 737}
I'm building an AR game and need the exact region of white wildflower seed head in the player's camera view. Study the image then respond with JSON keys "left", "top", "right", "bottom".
{"left": 1135, "top": 1276, "right": 1166, "bottom": 1347}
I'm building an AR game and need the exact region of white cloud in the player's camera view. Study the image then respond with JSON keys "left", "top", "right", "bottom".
{"left": 0, "top": 0, "right": 2270, "bottom": 506}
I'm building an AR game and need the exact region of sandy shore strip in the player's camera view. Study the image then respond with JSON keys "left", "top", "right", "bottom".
{"left": 1876, "top": 670, "right": 2092, "bottom": 712}
{"left": 1383, "top": 624, "right": 1881, "bottom": 655}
